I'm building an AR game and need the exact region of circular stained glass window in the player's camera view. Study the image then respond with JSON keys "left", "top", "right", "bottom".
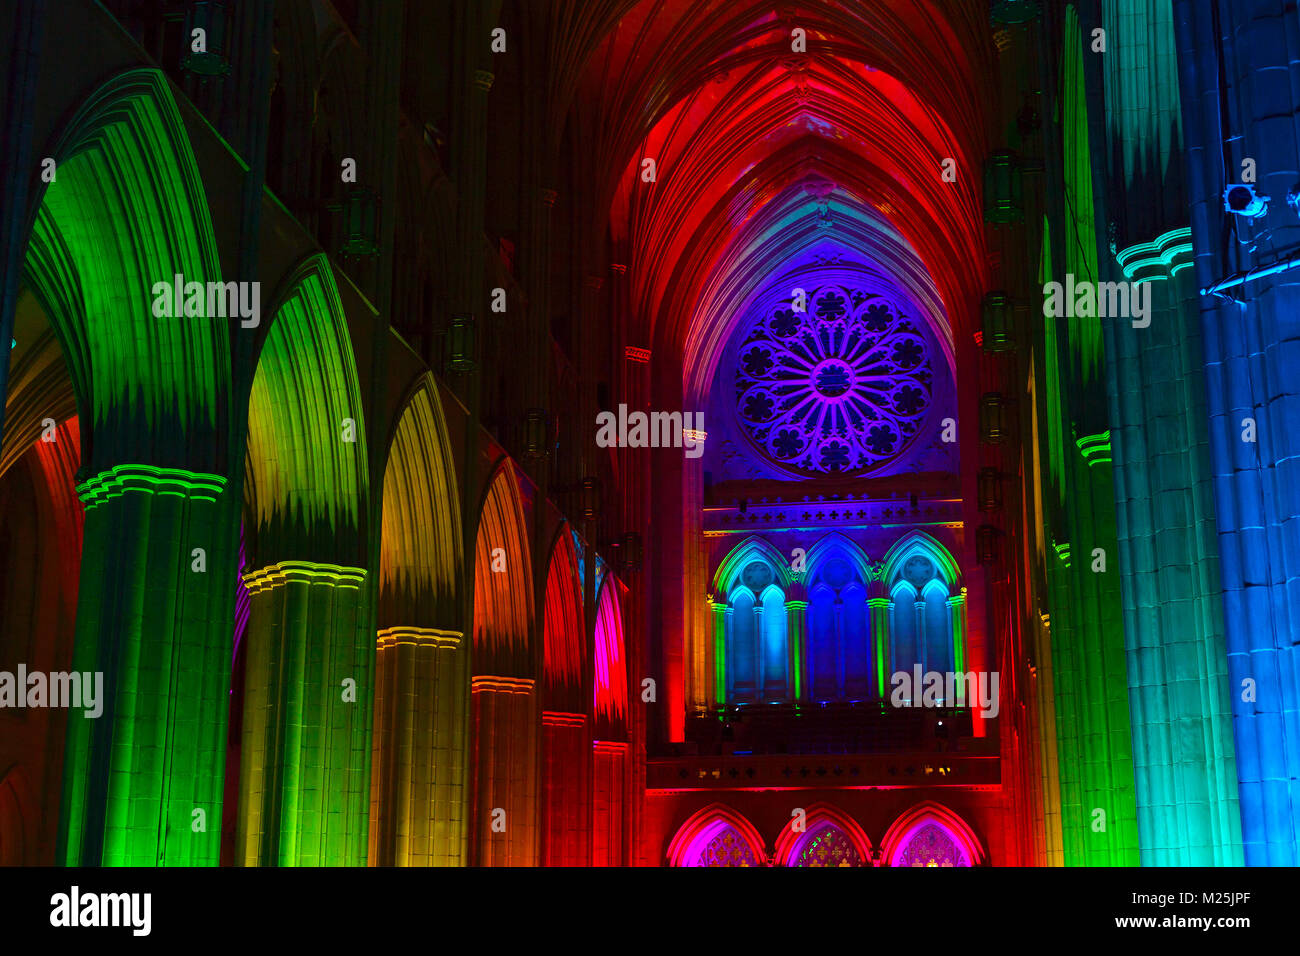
{"left": 733, "top": 285, "right": 935, "bottom": 476}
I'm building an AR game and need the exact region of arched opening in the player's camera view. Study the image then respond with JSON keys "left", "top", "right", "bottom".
{"left": 774, "top": 803, "right": 874, "bottom": 867}
{"left": 592, "top": 578, "right": 629, "bottom": 866}
{"left": 711, "top": 537, "right": 793, "bottom": 707}
{"left": 882, "top": 532, "right": 965, "bottom": 694}
{"left": 369, "top": 376, "right": 465, "bottom": 867}
{"left": 804, "top": 535, "right": 874, "bottom": 703}
{"left": 541, "top": 526, "right": 587, "bottom": 866}
{"left": 22, "top": 68, "right": 235, "bottom": 867}
{"left": 667, "top": 805, "right": 766, "bottom": 867}
{"left": 470, "top": 462, "right": 536, "bottom": 866}
{"left": 880, "top": 802, "right": 985, "bottom": 868}
{"left": 234, "top": 254, "right": 372, "bottom": 867}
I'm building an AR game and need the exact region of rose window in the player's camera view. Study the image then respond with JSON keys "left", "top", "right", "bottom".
{"left": 733, "top": 286, "right": 935, "bottom": 475}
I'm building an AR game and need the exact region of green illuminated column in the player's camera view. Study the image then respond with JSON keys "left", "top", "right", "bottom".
{"left": 369, "top": 626, "right": 468, "bottom": 866}
{"left": 868, "top": 598, "right": 890, "bottom": 698}
{"left": 948, "top": 591, "right": 967, "bottom": 684}
{"left": 237, "top": 561, "right": 373, "bottom": 866}
{"left": 1107, "top": 234, "right": 1242, "bottom": 864}
{"left": 785, "top": 600, "right": 807, "bottom": 702}
{"left": 712, "top": 601, "right": 728, "bottom": 707}
{"left": 1029, "top": 6, "right": 1140, "bottom": 866}
{"left": 59, "top": 466, "right": 238, "bottom": 866}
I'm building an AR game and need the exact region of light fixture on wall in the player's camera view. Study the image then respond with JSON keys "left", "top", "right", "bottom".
{"left": 990, "top": 0, "right": 1041, "bottom": 25}
{"left": 983, "top": 150, "right": 1024, "bottom": 223}
{"left": 979, "top": 393, "right": 1007, "bottom": 444}
{"left": 980, "top": 292, "right": 1015, "bottom": 352}
{"left": 181, "top": 0, "right": 232, "bottom": 77}
{"left": 446, "top": 313, "right": 477, "bottom": 373}
{"left": 581, "top": 477, "right": 601, "bottom": 521}
{"left": 338, "top": 186, "right": 381, "bottom": 256}
{"left": 976, "top": 525, "right": 1001, "bottom": 565}
{"left": 978, "top": 468, "right": 1003, "bottom": 512}
{"left": 622, "top": 532, "right": 642, "bottom": 572}
{"left": 524, "top": 408, "right": 549, "bottom": 459}
{"left": 1223, "top": 183, "right": 1269, "bottom": 220}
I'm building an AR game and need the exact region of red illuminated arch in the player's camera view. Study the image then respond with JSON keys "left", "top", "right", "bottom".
{"left": 773, "top": 803, "right": 874, "bottom": 867}
{"left": 666, "top": 804, "right": 768, "bottom": 867}
{"left": 879, "top": 801, "right": 986, "bottom": 867}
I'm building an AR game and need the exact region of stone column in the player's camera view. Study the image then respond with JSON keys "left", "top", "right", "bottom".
{"left": 235, "top": 561, "right": 372, "bottom": 866}
{"left": 470, "top": 676, "right": 538, "bottom": 866}
{"left": 369, "top": 626, "right": 467, "bottom": 866}
{"left": 868, "top": 598, "right": 890, "bottom": 699}
{"left": 59, "top": 466, "right": 239, "bottom": 866}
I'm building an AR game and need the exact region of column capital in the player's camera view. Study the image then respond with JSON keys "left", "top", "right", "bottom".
{"left": 377, "top": 626, "right": 462, "bottom": 649}
{"left": 77, "top": 464, "right": 226, "bottom": 507}
{"left": 1115, "top": 226, "right": 1193, "bottom": 285}
{"left": 242, "top": 561, "right": 367, "bottom": 593}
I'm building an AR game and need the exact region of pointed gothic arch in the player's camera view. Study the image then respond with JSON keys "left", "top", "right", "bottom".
{"left": 667, "top": 804, "right": 767, "bottom": 867}
{"left": 543, "top": 524, "right": 584, "bottom": 709}
{"left": 369, "top": 373, "right": 466, "bottom": 866}
{"left": 773, "top": 803, "right": 874, "bottom": 867}
{"left": 23, "top": 67, "right": 228, "bottom": 475}
{"left": 472, "top": 459, "right": 535, "bottom": 677}
{"left": 880, "top": 801, "right": 985, "bottom": 867}
{"left": 881, "top": 531, "right": 966, "bottom": 682}
{"left": 244, "top": 253, "right": 370, "bottom": 568}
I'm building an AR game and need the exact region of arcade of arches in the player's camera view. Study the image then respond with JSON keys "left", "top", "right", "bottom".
{"left": 1, "top": 0, "right": 1298, "bottom": 867}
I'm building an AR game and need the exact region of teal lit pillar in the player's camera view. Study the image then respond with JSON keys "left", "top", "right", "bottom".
{"left": 1106, "top": 233, "right": 1243, "bottom": 865}
{"left": 58, "top": 466, "right": 239, "bottom": 866}
{"left": 236, "top": 561, "right": 373, "bottom": 866}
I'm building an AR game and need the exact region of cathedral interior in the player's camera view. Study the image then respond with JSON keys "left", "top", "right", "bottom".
{"left": 0, "top": 0, "right": 1298, "bottom": 868}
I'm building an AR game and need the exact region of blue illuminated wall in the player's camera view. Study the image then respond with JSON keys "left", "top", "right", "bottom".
{"left": 1173, "top": 0, "right": 1300, "bottom": 864}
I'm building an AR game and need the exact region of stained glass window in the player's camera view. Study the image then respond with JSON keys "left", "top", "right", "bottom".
{"left": 793, "top": 824, "right": 865, "bottom": 867}
{"left": 896, "top": 823, "right": 970, "bottom": 867}
{"left": 733, "top": 285, "right": 935, "bottom": 476}
{"left": 698, "top": 825, "right": 758, "bottom": 866}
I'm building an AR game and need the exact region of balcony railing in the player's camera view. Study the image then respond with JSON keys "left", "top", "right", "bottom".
{"left": 679, "top": 701, "right": 980, "bottom": 757}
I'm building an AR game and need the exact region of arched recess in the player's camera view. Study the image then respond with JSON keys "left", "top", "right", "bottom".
{"left": 710, "top": 535, "right": 793, "bottom": 706}
{"left": 369, "top": 374, "right": 466, "bottom": 866}
{"left": 541, "top": 525, "right": 587, "bottom": 866}
{"left": 803, "top": 534, "right": 875, "bottom": 702}
{"left": 881, "top": 531, "right": 966, "bottom": 691}
{"left": 543, "top": 526, "right": 584, "bottom": 712}
{"left": 235, "top": 253, "right": 374, "bottom": 867}
{"left": 243, "top": 252, "right": 370, "bottom": 568}
{"left": 773, "top": 803, "right": 874, "bottom": 867}
{"left": 470, "top": 460, "right": 537, "bottom": 866}
{"left": 23, "top": 68, "right": 240, "bottom": 867}
{"left": 0, "top": 419, "right": 82, "bottom": 865}
{"left": 879, "top": 801, "right": 985, "bottom": 867}
{"left": 667, "top": 804, "right": 767, "bottom": 867}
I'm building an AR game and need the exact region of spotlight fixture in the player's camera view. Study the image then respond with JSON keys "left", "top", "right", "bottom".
{"left": 1223, "top": 183, "right": 1269, "bottom": 220}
